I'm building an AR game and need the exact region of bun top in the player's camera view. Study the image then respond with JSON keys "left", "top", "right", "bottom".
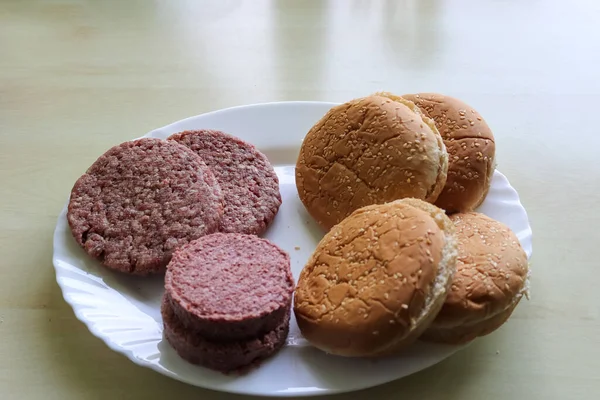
{"left": 433, "top": 212, "right": 529, "bottom": 327}
{"left": 401, "top": 93, "right": 494, "bottom": 141}
{"left": 294, "top": 198, "right": 456, "bottom": 357}
{"left": 295, "top": 95, "right": 448, "bottom": 230}
{"left": 401, "top": 93, "right": 496, "bottom": 213}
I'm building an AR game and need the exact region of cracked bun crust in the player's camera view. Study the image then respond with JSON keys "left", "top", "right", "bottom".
{"left": 422, "top": 212, "right": 529, "bottom": 344}
{"left": 402, "top": 93, "right": 495, "bottom": 213}
{"left": 293, "top": 198, "right": 457, "bottom": 357}
{"left": 295, "top": 95, "right": 448, "bottom": 230}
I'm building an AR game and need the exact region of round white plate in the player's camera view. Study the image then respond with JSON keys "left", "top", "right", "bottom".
{"left": 53, "top": 102, "right": 533, "bottom": 397}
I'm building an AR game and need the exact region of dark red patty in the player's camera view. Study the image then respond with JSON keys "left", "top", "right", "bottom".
{"left": 168, "top": 130, "right": 281, "bottom": 235}
{"left": 165, "top": 233, "right": 294, "bottom": 341}
{"left": 161, "top": 295, "right": 289, "bottom": 373}
{"left": 67, "top": 138, "right": 224, "bottom": 275}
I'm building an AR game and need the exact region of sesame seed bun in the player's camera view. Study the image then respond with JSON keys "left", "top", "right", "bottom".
{"left": 401, "top": 93, "right": 496, "bottom": 213}
{"left": 295, "top": 95, "right": 448, "bottom": 230}
{"left": 293, "top": 198, "right": 457, "bottom": 357}
{"left": 421, "top": 212, "right": 529, "bottom": 344}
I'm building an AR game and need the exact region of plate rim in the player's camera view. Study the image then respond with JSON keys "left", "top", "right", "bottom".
{"left": 146, "top": 100, "right": 339, "bottom": 134}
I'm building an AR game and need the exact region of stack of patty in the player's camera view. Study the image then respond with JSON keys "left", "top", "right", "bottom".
{"left": 67, "top": 130, "right": 293, "bottom": 373}
{"left": 163, "top": 233, "right": 294, "bottom": 372}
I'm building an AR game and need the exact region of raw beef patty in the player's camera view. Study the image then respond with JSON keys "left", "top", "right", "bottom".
{"left": 164, "top": 233, "right": 294, "bottom": 341}
{"left": 168, "top": 130, "right": 281, "bottom": 235}
{"left": 67, "top": 138, "right": 224, "bottom": 275}
{"left": 161, "top": 295, "right": 290, "bottom": 373}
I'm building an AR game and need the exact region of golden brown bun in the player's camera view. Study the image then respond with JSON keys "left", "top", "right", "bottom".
{"left": 423, "top": 298, "right": 521, "bottom": 344}
{"left": 421, "top": 212, "right": 529, "bottom": 344}
{"left": 295, "top": 95, "right": 448, "bottom": 230}
{"left": 294, "top": 198, "right": 457, "bottom": 357}
{"left": 401, "top": 93, "right": 495, "bottom": 213}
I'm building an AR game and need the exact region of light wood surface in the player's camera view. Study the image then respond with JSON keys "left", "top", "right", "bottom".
{"left": 1, "top": 0, "right": 599, "bottom": 399}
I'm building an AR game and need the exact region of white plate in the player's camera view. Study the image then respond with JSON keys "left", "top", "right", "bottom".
{"left": 53, "top": 102, "right": 533, "bottom": 397}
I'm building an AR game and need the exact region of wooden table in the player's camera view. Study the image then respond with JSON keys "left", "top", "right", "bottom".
{"left": 1, "top": 1, "right": 599, "bottom": 399}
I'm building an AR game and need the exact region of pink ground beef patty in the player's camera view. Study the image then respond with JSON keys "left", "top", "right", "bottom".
{"left": 161, "top": 295, "right": 290, "bottom": 374}
{"left": 168, "top": 130, "right": 281, "bottom": 235}
{"left": 67, "top": 138, "right": 224, "bottom": 275}
{"left": 164, "top": 233, "right": 294, "bottom": 341}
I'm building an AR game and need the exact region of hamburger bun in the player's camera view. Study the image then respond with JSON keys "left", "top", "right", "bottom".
{"left": 421, "top": 212, "right": 529, "bottom": 344}
{"left": 401, "top": 93, "right": 495, "bottom": 213}
{"left": 293, "top": 198, "right": 457, "bottom": 357}
{"left": 295, "top": 95, "right": 448, "bottom": 230}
